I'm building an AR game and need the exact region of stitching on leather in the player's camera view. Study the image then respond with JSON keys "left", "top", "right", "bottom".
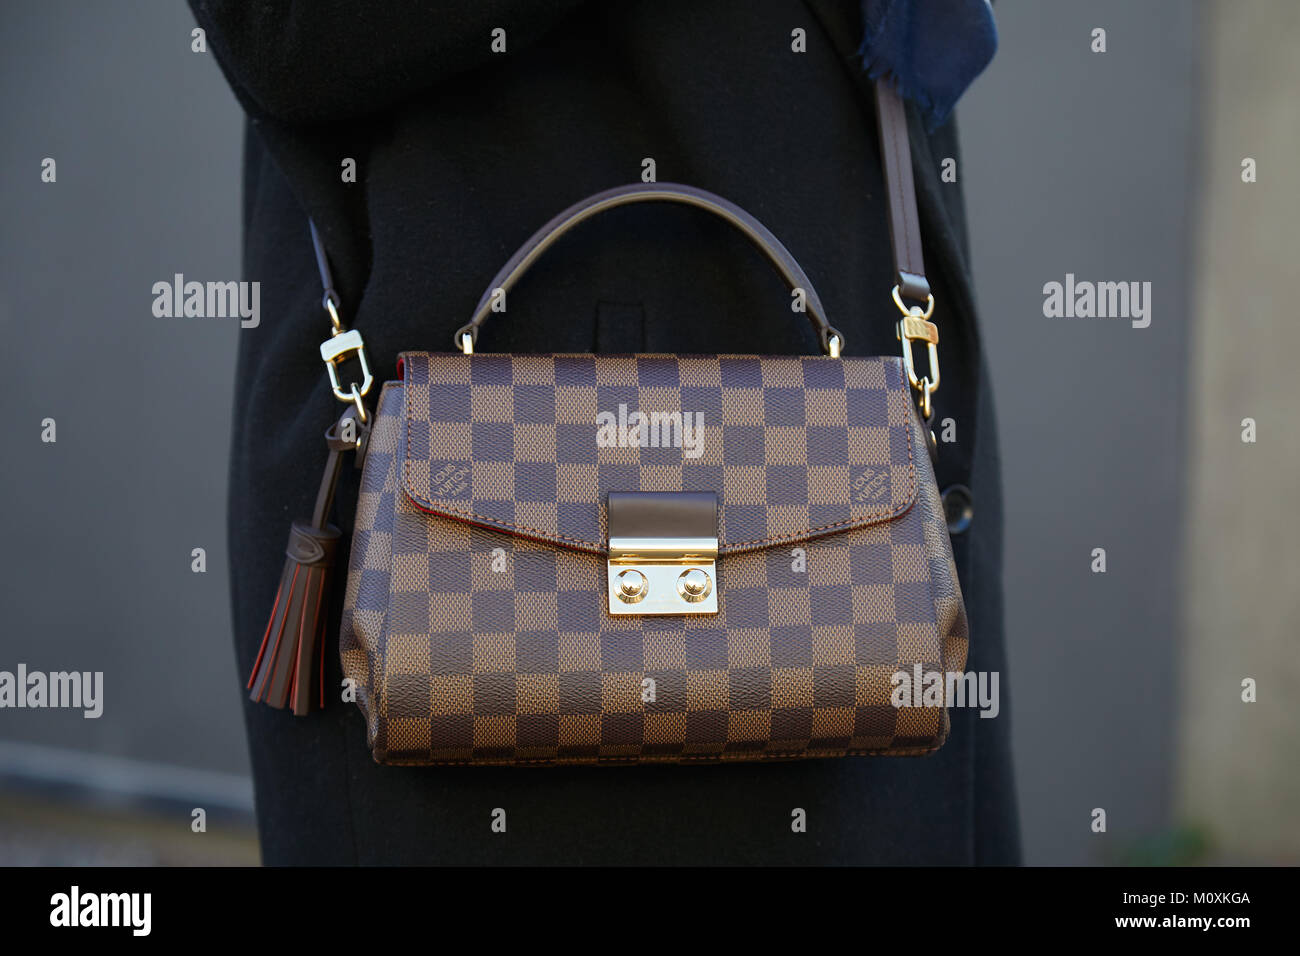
{"left": 401, "top": 354, "right": 918, "bottom": 554}
{"left": 720, "top": 499, "right": 915, "bottom": 554}
{"left": 402, "top": 355, "right": 606, "bottom": 553}
{"left": 724, "top": 368, "right": 916, "bottom": 552}
{"left": 406, "top": 494, "right": 607, "bottom": 554}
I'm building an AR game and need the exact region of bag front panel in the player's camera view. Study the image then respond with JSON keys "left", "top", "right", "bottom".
{"left": 341, "top": 357, "right": 967, "bottom": 766}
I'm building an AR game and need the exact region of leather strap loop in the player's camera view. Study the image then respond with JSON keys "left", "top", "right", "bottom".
{"left": 454, "top": 183, "right": 843, "bottom": 355}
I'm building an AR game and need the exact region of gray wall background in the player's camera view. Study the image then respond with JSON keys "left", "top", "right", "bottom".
{"left": 1, "top": 1, "right": 246, "bottom": 786}
{"left": 0, "top": 1, "right": 1258, "bottom": 865}
{"left": 959, "top": 1, "right": 1201, "bottom": 865}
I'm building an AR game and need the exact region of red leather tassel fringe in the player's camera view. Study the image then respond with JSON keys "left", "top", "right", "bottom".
{"left": 247, "top": 522, "right": 340, "bottom": 715}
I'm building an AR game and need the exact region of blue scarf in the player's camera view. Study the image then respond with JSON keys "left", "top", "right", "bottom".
{"left": 857, "top": 0, "right": 998, "bottom": 129}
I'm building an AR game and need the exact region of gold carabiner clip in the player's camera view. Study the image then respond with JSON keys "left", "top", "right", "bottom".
{"left": 319, "top": 328, "right": 374, "bottom": 404}
{"left": 892, "top": 286, "right": 939, "bottom": 421}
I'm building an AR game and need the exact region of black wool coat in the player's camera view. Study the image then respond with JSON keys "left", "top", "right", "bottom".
{"left": 192, "top": 0, "right": 1020, "bottom": 864}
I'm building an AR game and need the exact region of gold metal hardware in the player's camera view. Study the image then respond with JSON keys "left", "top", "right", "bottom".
{"left": 346, "top": 382, "right": 369, "bottom": 425}
{"left": 320, "top": 328, "right": 374, "bottom": 404}
{"left": 607, "top": 540, "right": 718, "bottom": 616}
{"left": 606, "top": 493, "right": 719, "bottom": 616}
{"left": 614, "top": 568, "right": 648, "bottom": 604}
{"left": 899, "top": 315, "right": 938, "bottom": 345}
{"left": 676, "top": 568, "right": 713, "bottom": 603}
{"left": 459, "top": 331, "right": 474, "bottom": 355}
{"left": 827, "top": 333, "right": 842, "bottom": 358}
{"left": 324, "top": 293, "right": 344, "bottom": 333}
{"left": 892, "top": 285, "right": 939, "bottom": 421}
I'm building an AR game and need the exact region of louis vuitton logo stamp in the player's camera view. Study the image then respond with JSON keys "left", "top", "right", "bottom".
{"left": 851, "top": 467, "right": 888, "bottom": 502}
{"left": 431, "top": 463, "right": 470, "bottom": 497}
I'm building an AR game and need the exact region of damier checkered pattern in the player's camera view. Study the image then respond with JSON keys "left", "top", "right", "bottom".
{"left": 339, "top": 355, "right": 968, "bottom": 766}
{"left": 400, "top": 353, "right": 916, "bottom": 555}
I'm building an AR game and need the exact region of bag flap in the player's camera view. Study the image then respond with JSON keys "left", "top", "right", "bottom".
{"left": 398, "top": 352, "right": 918, "bottom": 556}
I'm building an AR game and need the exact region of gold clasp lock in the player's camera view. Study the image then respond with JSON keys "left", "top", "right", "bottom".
{"left": 606, "top": 492, "right": 719, "bottom": 616}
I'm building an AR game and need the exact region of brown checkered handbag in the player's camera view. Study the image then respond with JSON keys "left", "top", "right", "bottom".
{"left": 247, "top": 82, "right": 967, "bottom": 766}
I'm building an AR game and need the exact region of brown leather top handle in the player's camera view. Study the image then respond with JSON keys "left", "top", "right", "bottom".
{"left": 453, "top": 183, "right": 844, "bottom": 355}
{"left": 453, "top": 79, "right": 928, "bottom": 355}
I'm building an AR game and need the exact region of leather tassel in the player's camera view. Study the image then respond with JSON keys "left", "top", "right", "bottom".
{"left": 247, "top": 522, "right": 340, "bottom": 714}
{"left": 247, "top": 407, "right": 368, "bottom": 715}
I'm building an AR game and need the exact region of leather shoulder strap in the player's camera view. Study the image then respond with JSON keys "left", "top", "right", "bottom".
{"left": 874, "top": 81, "right": 930, "bottom": 304}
